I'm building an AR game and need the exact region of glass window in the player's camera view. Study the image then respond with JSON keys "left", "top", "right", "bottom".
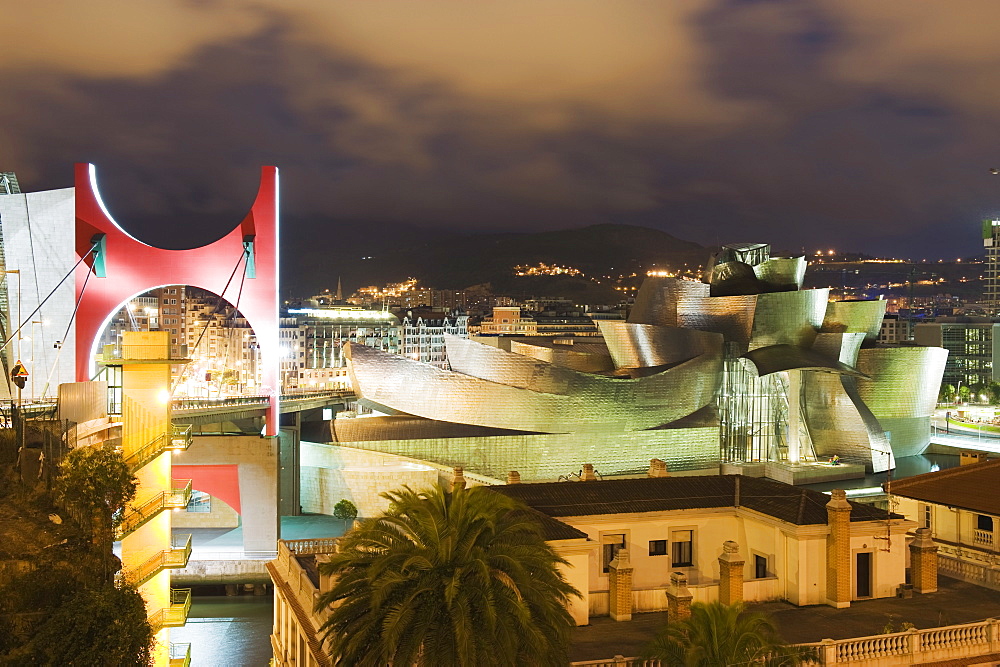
{"left": 755, "top": 554, "right": 768, "bottom": 579}
{"left": 187, "top": 490, "right": 211, "bottom": 513}
{"left": 602, "top": 534, "right": 626, "bottom": 573}
{"left": 649, "top": 540, "right": 667, "bottom": 556}
{"left": 671, "top": 530, "right": 693, "bottom": 567}
{"left": 923, "top": 504, "right": 932, "bottom": 530}
{"left": 978, "top": 514, "right": 993, "bottom": 531}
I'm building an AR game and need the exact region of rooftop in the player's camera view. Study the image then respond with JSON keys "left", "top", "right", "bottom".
{"left": 568, "top": 576, "right": 1000, "bottom": 662}
{"left": 888, "top": 458, "right": 1000, "bottom": 516}
{"left": 493, "top": 475, "right": 898, "bottom": 527}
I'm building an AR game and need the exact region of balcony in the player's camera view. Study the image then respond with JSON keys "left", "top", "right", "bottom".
{"left": 975, "top": 529, "right": 994, "bottom": 547}
{"left": 119, "top": 534, "right": 193, "bottom": 588}
{"left": 169, "top": 643, "right": 192, "bottom": 667}
{"left": 123, "top": 425, "right": 194, "bottom": 472}
{"left": 149, "top": 589, "right": 192, "bottom": 632}
{"left": 116, "top": 480, "right": 193, "bottom": 538}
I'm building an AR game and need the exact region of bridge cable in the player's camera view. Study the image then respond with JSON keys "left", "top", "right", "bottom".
{"left": 169, "top": 247, "right": 248, "bottom": 398}
{"left": 218, "top": 251, "right": 249, "bottom": 394}
{"left": 0, "top": 241, "right": 100, "bottom": 357}
{"left": 40, "top": 257, "right": 97, "bottom": 398}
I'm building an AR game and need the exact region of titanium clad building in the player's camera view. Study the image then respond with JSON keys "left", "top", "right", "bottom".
{"left": 336, "top": 243, "right": 947, "bottom": 480}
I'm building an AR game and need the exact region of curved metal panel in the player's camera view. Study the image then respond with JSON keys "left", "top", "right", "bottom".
{"left": 801, "top": 371, "right": 892, "bottom": 472}
{"left": 748, "top": 289, "right": 829, "bottom": 350}
{"left": 754, "top": 256, "right": 807, "bottom": 290}
{"left": 346, "top": 338, "right": 723, "bottom": 433}
{"left": 508, "top": 339, "right": 614, "bottom": 373}
{"left": 812, "top": 332, "right": 866, "bottom": 367}
{"left": 676, "top": 294, "right": 757, "bottom": 343}
{"left": 597, "top": 321, "right": 717, "bottom": 370}
{"left": 629, "top": 277, "right": 710, "bottom": 328}
{"left": 855, "top": 347, "right": 948, "bottom": 418}
{"left": 742, "top": 343, "right": 866, "bottom": 377}
{"left": 821, "top": 300, "right": 887, "bottom": 342}
{"left": 676, "top": 289, "right": 828, "bottom": 350}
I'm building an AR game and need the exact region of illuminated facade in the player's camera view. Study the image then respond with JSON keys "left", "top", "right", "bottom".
{"left": 339, "top": 243, "right": 946, "bottom": 479}
{"left": 984, "top": 219, "right": 1000, "bottom": 309}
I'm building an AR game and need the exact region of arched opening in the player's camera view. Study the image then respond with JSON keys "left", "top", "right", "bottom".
{"left": 92, "top": 285, "right": 265, "bottom": 403}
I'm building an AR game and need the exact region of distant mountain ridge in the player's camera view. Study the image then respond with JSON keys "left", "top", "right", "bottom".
{"left": 287, "top": 222, "right": 710, "bottom": 300}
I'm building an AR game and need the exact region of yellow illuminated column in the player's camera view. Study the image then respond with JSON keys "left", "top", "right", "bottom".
{"left": 114, "top": 331, "right": 188, "bottom": 666}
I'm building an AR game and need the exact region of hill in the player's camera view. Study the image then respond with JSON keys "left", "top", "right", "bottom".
{"left": 285, "top": 222, "right": 710, "bottom": 300}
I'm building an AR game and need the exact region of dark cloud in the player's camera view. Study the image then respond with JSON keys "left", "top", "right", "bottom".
{"left": 0, "top": 1, "right": 998, "bottom": 293}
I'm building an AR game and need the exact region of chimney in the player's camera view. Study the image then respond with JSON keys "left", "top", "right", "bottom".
{"left": 506, "top": 471, "right": 521, "bottom": 485}
{"left": 825, "top": 489, "right": 852, "bottom": 608}
{"left": 581, "top": 464, "right": 597, "bottom": 481}
{"left": 452, "top": 466, "right": 466, "bottom": 492}
{"left": 648, "top": 458, "right": 669, "bottom": 478}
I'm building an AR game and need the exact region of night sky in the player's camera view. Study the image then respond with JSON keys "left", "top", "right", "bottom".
{"left": 3, "top": 2, "right": 1000, "bottom": 285}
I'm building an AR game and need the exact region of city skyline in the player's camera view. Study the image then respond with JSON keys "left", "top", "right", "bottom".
{"left": 2, "top": 2, "right": 1000, "bottom": 274}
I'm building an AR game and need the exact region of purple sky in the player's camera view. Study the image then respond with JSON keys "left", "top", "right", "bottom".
{"left": 2, "top": 1, "right": 1000, "bottom": 268}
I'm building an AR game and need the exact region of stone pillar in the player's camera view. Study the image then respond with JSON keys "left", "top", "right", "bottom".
{"left": 452, "top": 466, "right": 466, "bottom": 492}
{"left": 648, "top": 458, "right": 669, "bottom": 478}
{"left": 666, "top": 572, "right": 693, "bottom": 623}
{"left": 581, "top": 463, "right": 597, "bottom": 481}
{"left": 608, "top": 548, "right": 633, "bottom": 621}
{"left": 507, "top": 471, "right": 521, "bottom": 484}
{"left": 718, "top": 541, "right": 745, "bottom": 605}
{"left": 826, "top": 489, "right": 852, "bottom": 608}
{"left": 910, "top": 527, "right": 938, "bottom": 594}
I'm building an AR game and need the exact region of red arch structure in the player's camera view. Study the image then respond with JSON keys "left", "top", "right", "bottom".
{"left": 74, "top": 163, "right": 280, "bottom": 435}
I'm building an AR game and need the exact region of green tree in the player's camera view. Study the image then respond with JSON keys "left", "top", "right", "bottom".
{"left": 988, "top": 382, "right": 1000, "bottom": 405}
{"left": 315, "top": 484, "right": 579, "bottom": 666}
{"left": 332, "top": 498, "right": 358, "bottom": 526}
{"left": 56, "top": 445, "right": 136, "bottom": 538}
{"left": 24, "top": 585, "right": 154, "bottom": 666}
{"left": 940, "top": 383, "right": 956, "bottom": 403}
{"left": 958, "top": 384, "right": 972, "bottom": 403}
{"left": 644, "top": 601, "right": 806, "bottom": 667}
{"left": 971, "top": 382, "right": 987, "bottom": 404}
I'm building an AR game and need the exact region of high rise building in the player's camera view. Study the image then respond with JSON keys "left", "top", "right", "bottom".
{"left": 983, "top": 219, "right": 1000, "bottom": 309}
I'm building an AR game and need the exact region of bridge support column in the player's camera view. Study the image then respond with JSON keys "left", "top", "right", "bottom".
{"left": 173, "top": 435, "right": 278, "bottom": 556}
{"left": 279, "top": 412, "right": 301, "bottom": 518}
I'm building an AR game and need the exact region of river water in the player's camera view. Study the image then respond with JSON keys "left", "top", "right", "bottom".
{"left": 171, "top": 595, "right": 273, "bottom": 667}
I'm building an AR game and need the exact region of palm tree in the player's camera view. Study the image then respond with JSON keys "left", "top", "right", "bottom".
{"left": 644, "top": 601, "right": 806, "bottom": 666}
{"left": 315, "top": 483, "right": 579, "bottom": 667}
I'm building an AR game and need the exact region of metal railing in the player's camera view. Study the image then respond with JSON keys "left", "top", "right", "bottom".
{"left": 116, "top": 480, "right": 192, "bottom": 538}
{"left": 171, "top": 390, "right": 352, "bottom": 411}
{"left": 123, "top": 425, "right": 193, "bottom": 472}
{"left": 99, "top": 344, "right": 189, "bottom": 362}
{"left": 149, "top": 588, "right": 192, "bottom": 633}
{"left": 119, "top": 534, "right": 192, "bottom": 588}
{"left": 169, "top": 643, "right": 192, "bottom": 667}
